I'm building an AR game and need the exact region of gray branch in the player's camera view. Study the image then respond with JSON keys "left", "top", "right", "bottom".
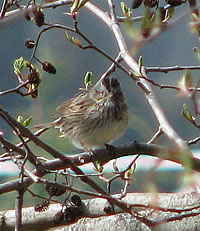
{"left": 1, "top": 193, "right": 200, "bottom": 231}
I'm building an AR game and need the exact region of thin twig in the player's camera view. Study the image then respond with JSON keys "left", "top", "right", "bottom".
{"left": 0, "top": 128, "right": 49, "bottom": 158}
{"left": 148, "top": 127, "right": 163, "bottom": 144}
{"left": 0, "top": 119, "right": 40, "bottom": 168}
{"left": 0, "top": 80, "right": 30, "bottom": 97}
{"left": 15, "top": 189, "right": 24, "bottom": 231}
{"left": 138, "top": 74, "right": 200, "bottom": 92}
{"left": 188, "top": 136, "right": 200, "bottom": 145}
{"left": 30, "top": 24, "right": 75, "bottom": 63}
{"left": 0, "top": 0, "right": 8, "bottom": 18}
{"left": 145, "top": 65, "right": 200, "bottom": 73}
{"left": 101, "top": 53, "right": 123, "bottom": 79}
{"left": 117, "top": 16, "right": 143, "bottom": 23}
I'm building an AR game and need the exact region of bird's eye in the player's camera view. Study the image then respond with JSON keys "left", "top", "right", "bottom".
{"left": 95, "top": 90, "right": 103, "bottom": 96}
{"left": 100, "top": 91, "right": 104, "bottom": 96}
{"left": 111, "top": 78, "right": 119, "bottom": 88}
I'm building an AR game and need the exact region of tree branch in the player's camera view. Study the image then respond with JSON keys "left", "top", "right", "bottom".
{"left": 1, "top": 193, "right": 200, "bottom": 231}
{"left": 145, "top": 65, "right": 200, "bottom": 73}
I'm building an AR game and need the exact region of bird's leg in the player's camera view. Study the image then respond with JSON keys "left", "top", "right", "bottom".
{"left": 86, "top": 148, "right": 95, "bottom": 161}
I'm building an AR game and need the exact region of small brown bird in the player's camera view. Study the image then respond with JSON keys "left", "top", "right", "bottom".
{"left": 34, "top": 77, "right": 128, "bottom": 150}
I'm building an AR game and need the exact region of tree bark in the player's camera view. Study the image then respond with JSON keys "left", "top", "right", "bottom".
{"left": 1, "top": 193, "right": 200, "bottom": 231}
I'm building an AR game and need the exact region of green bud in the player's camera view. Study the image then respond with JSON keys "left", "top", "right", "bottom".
{"left": 182, "top": 104, "right": 195, "bottom": 122}
{"left": 84, "top": 72, "right": 93, "bottom": 89}
{"left": 70, "top": 0, "right": 80, "bottom": 14}
{"left": 138, "top": 56, "right": 143, "bottom": 74}
{"left": 13, "top": 57, "right": 27, "bottom": 75}
{"left": 164, "top": 8, "right": 175, "bottom": 22}
{"left": 64, "top": 31, "right": 81, "bottom": 47}
{"left": 120, "top": 2, "right": 132, "bottom": 18}
{"left": 17, "top": 115, "right": 24, "bottom": 124}
{"left": 17, "top": 116, "right": 32, "bottom": 127}
{"left": 22, "top": 117, "right": 32, "bottom": 127}
{"left": 93, "top": 161, "right": 104, "bottom": 173}
{"left": 124, "top": 162, "right": 136, "bottom": 180}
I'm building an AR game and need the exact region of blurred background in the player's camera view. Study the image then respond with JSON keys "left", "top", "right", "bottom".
{"left": 1, "top": 0, "right": 200, "bottom": 210}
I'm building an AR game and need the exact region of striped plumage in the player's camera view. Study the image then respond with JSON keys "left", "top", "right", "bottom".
{"left": 35, "top": 77, "right": 128, "bottom": 149}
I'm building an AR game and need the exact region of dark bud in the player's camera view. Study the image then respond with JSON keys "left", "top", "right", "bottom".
{"left": 103, "top": 205, "right": 113, "bottom": 214}
{"left": 31, "top": 89, "right": 38, "bottom": 98}
{"left": 34, "top": 203, "right": 42, "bottom": 212}
{"left": 28, "top": 72, "right": 39, "bottom": 85}
{"left": 71, "top": 195, "right": 82, "bottom": 207}
{"left": 45, "top": 184, "right": 66, "bottom": 197}
{"left": 33, "top": 8, "right": 44, "bottom": 27}
{"left": 42, "top": 62, "right": 56, "bottom": 74}
{"left": 24, "top": 12, "right": 31, "bottom": 21}
{"left": 132, "top": 0, "right": 143, "bottom": 9}
{"left": 64, "top": 207, "right": 76, "bottom": 222}
{"left": 144, "top": 0, "right": 158, "bottom": 7}
{"left": 53, "top": 211, "right": 64, "bottom": 225}
{"left": 34, "top": 200, "right": 50, "bottom": 212}
{"left": 25, "top": 39, "right": 35, "bottom": 49}
{"left": 158, "top": 7, "right": 166, "bottom": 22}
{"left": 165, "top": 0, "right": 186, "bottom": 7}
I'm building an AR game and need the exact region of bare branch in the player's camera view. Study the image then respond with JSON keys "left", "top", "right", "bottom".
{"left": 15, "top": 189, "right": 24, "bottom": 231}
{"left": 145, "top": 65, "right": 200, "bottom": 73}
{"left": 0, "top": 0, "right": 8, "bottom": 18}
{"left": 1, "top": 193, "right": 200, "bottom": 231}
{"left": 0, "top": 81, "right": 30, "bottom": 97}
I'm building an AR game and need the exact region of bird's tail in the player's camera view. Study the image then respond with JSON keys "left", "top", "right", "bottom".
{"left": 32, "top": 118, "right": 62, "bottom": 130}
{"left": 32, "top": 122, "right": 54, "bottom": 130}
